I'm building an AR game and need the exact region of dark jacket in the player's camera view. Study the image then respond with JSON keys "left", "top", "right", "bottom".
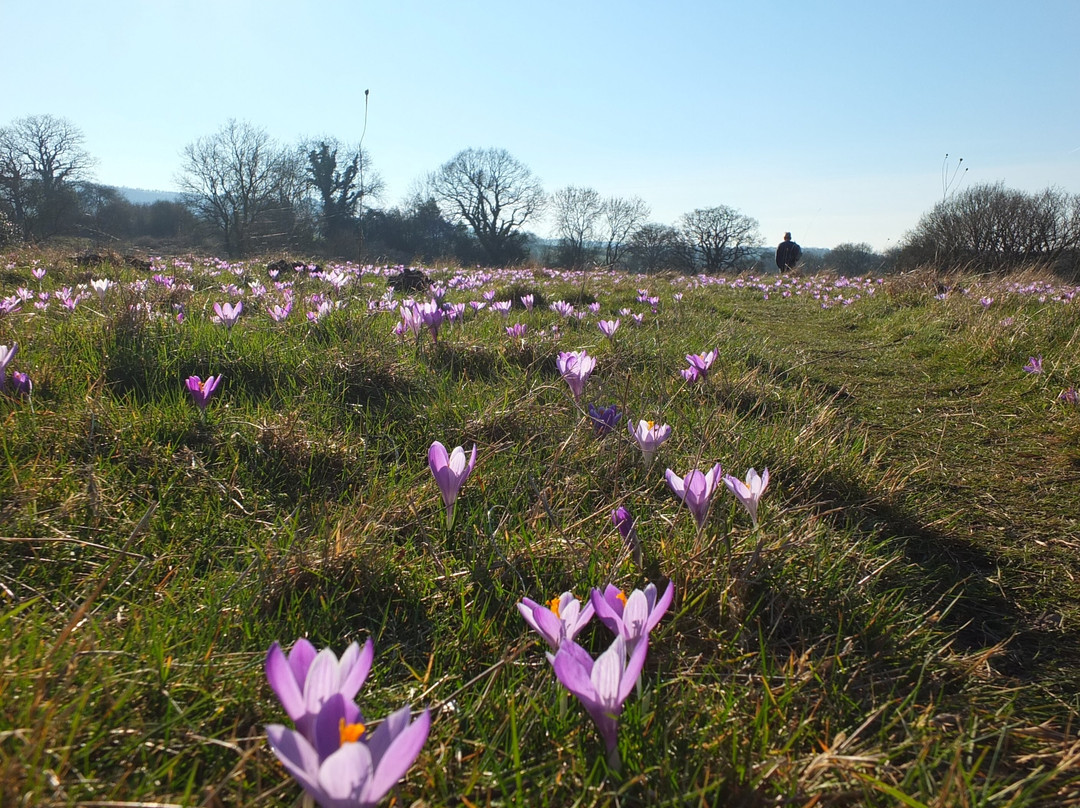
{"left": 776, "top": 239, "right": 802, "bottom": 270}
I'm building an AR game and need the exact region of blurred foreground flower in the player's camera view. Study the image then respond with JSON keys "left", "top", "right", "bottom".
{"left": 0, "top": 343, "right": 17, "bottom": 390}
{"left": 185, "top": 375, "right": 221, "bottom": 413}
{"left": 665, "top": 463, "right": 723, "bottom": 530}
{"left": 428, "top": 441, "right": 477, "bottom": 529}
{"left": 267, "top": 693, "right": 429, "bottom": 808}
{"left": 518, "top": 591, "right": 594, "bottom": 651}
{"left": 548, "top": 635, "right": 648, "bottom": 768}
{"left": 557, "top": 350, "right": 596, "bottom": 403}
{"left": 723, "top": 467, "right": 770, "bottom": 528}
{"left": 628, "top": 419, "right": 671, "bottom": 466}
{"left": 266, "top": 638, "right": 375, "bottom": 744}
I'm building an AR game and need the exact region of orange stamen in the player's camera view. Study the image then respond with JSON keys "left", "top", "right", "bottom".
{"left": 616, "top": 590, "right": 627, "bottom": 605}
{"left": 548, "top": 596, "right": 561, "bottom": 617}
{"left": 339, "top": 718, "right": 366, "bottom": 745}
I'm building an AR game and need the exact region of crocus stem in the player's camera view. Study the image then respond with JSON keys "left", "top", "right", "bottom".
{"left": 446, "top": 501, "right": 456, "bottom": 532}
{"left": 606, "top": 745, "right": 622, "bottom": 773}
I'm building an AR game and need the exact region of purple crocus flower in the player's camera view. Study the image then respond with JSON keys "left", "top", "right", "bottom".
{"left": 185, "top": 375, "right": 221, "bottom": 412}
{"left": 598, "top": 319, "right": 620, "bottom": 340}
{"left": 417, "top": 300, "right": 444, "bottom": 341}
{"left": 506, "top": 323, "right": 527, "bottom": 339}
{"left": 590, "top": 581, "right": 674, "bottom": 654}
{"left": 267, "top": 693, "right": 430, "bottom": 808}
{"left": 628, "top": 419, "right": 671, "bottom": 465}
{"left": 665, "top": 463, "right": 723, "bottom": 530}
{"left": 723, "top": 467, "right": 770, "bottom": 528}
{"left": 518, "top": 591, "right": 594, "bottom": 651}
{"left": 1060, "top": 387, "right": 1079, "bottom": 405}
{"left": 1023, "top": 355, "right": 1044, "bottom": 374}
{"left": 685, "top": 349, "right": 718, "bottom": 381}
{"left": 213, "top": 301, "right": 243, "bottom": 329}
{"left": 428, "top": 441, "right": 477, "bottom": 529}
{"left": 521, "top": 294, "right": 535, "bottom": 311}
{"left": 550, "top": 300, "right": 575, "bottom": 318}
{"left": 266, "top": 638, "right": 375, "bottom": 745}
{"left": 268, "top": 300, "right": 293, "bottom": 322}
{"left": 548, "top": 635, "right": 648, "bottom": 765}
{"left": 587, "top": 403, "right": 621, "bottom": 437}
{"left": 556, "top": 350, "right": 596, "bottom": 403}
{"left": 611, "top": 506, "right": 642, "bottom": 567}
{"left": 0, "top": 343, "right": 17, "bottom": 391}
{"left": 10, "top": 370, "right": 31, "bottom": 397}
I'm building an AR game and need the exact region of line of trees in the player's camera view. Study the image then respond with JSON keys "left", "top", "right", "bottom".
{"left": 3, "top": 114, "right": 1079, "bottom": 276}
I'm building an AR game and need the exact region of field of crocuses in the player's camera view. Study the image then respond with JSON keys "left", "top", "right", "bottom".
{"left": 2, "top": 250, "right": 1080, "bottom": 806}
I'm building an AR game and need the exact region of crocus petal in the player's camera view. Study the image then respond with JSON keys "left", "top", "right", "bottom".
{"left": 319, "top": 740, "right": 372, "bottom": 805}
{"left": 665, "top": 469, "right": 685, "bottom": 498}
{"left": 618, "top": 635, "right": 650, "bottom": 704}
{"left": 550, "top": 643, "right": 599, "bottom": 704}
{"left": 529, "top": 602, "right": 565, "bottom": 649}
{"left": 266, "top": 724, "right": 323, "bottom": 796}
{"left": 645, "top": 581, "right": 674, "bottom": 634}
{"left": 266, "top": 642, "right": 306, "bottom": 722}
{"left": 303, "top": 650, "right": 343, "bottom": 715}
{"left": 338, "top": 638, "right": 374, "bottom": 702}
{"left": 287, "top": 638, "right": 318, "bottom": 689}
{"left": 362, "top": 707, "right": 431, "bottom": 804}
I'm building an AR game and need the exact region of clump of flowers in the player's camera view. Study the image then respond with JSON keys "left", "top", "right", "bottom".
{"left": 265, "top": 638, "right": 430, "bottom": 808}
{"left": 682, "top": 349, "right": 718, "bottom": 383}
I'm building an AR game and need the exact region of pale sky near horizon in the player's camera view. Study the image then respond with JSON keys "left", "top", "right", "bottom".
{"left": 3, "top": 0, "right": 1078, "bottom": 253}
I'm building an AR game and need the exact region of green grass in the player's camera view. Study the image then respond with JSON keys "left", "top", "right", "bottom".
{"left": 2, "top": 252, "right": 1080, "bottom": 806}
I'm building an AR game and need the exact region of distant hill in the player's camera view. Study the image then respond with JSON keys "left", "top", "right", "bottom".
{"left": 114, "top": 186, "right": 184, "bottom": 205}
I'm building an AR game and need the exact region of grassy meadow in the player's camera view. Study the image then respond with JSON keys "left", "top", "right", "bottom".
{"left": 1, "top": 249, "right": 1080, "bottom": 807}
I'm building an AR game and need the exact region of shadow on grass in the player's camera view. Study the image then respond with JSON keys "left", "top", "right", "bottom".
{"left": 787, "top": 463, "right": 1080, "bottom": 683}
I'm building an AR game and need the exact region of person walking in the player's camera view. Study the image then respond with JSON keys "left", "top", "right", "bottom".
{"left": 775, "top": 232, "right": 802, "bottom": 271}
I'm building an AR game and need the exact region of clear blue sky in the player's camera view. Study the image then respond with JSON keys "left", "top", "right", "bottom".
{"left": 4, "top": 0, "right": 1078, "bottom": 252}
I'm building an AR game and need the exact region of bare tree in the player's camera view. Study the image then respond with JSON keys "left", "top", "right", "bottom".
{"left": 627, "top": 223, "right": 685, "bottom": 273}
{"left": 552, "top": 185, "right": 603, "bottom": 267}
{"left": 899, "top": 182, "right": 1080, "bottom": 272}
{"left": 599, "top": 196, "right": 649, "bottom": 268}
{"left": 679, "top": 205, "right": 762, "bottom": 273}
{"left": 0, "top": 114, "right": 94, "bottom": 238}
{"left": 177, "top": 120, "right": 293, "bottom": 257}
{"left": 825, "top": 242, "right": 882, "bottom": 276}
{"left": 428, "top": 147, "right": 545, "bottom": 265}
